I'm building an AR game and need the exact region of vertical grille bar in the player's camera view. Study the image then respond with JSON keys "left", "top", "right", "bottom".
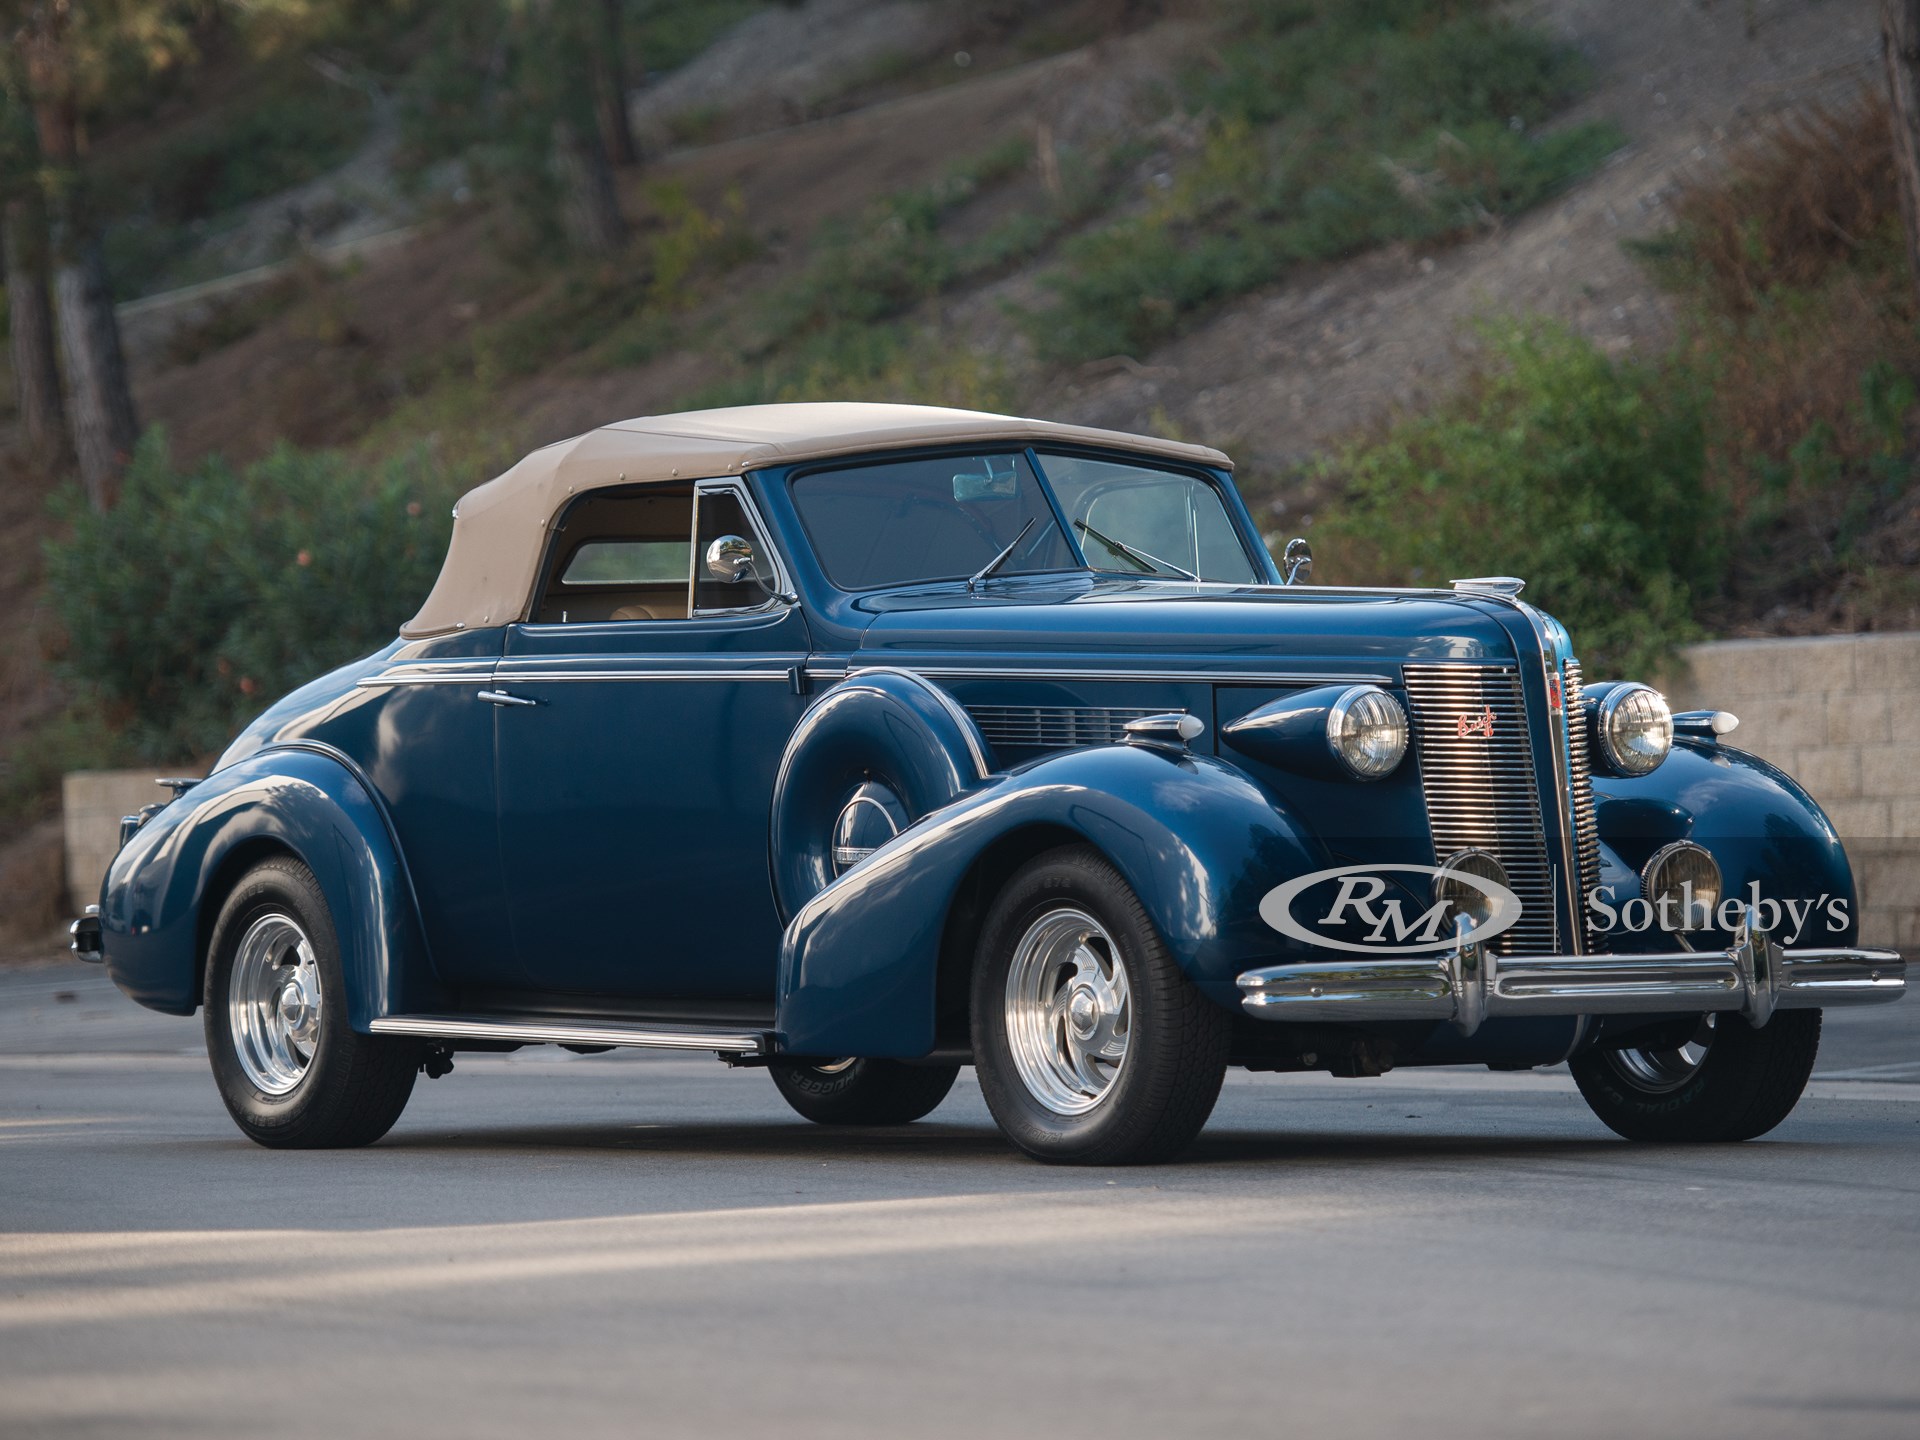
{"left": 1404, "top": 664, "right": 1557, "bottom": 956}
{"left": 1562, "top": 661, "right": 1606, "bottom": 953}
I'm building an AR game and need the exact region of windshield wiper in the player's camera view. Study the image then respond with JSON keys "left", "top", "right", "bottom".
{"left": 968, "top": 516, "right": 1039, "bottom": 593}
{"left": 1074, "top": 520, "right": 1198, "bottom": 580}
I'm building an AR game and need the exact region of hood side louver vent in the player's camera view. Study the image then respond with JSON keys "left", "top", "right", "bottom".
{"left": 966, "top": 705, "right": 1171, "bottom": 756}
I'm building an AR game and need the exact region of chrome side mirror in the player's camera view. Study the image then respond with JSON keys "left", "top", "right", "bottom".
{"left": 1282, "top": 537, "right": 1313, "bottom": 585}
{"left": 705, "top": 534, "right": 758, "bottom": 584}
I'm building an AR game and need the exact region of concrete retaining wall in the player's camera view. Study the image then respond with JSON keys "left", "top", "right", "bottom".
{"left": 1667, "top": 633, "right": 1919, "bottom": 949}
{"left": 61, "top": 771, "right": 173, "bottom": 911}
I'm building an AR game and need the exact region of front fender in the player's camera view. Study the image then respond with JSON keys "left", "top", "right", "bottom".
{"left": 99, "top": 743, "right": 440, "bottom": 1027}
{"left": 1591, "top": 738, "right": 1858, "bottom": 948}
{"left": 775, "top": 743, "right": 1326, "bottom": 1057}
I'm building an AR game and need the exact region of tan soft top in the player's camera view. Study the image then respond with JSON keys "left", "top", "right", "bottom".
{"left": 401, "top": 402, "right": 1234, "bottom": 638}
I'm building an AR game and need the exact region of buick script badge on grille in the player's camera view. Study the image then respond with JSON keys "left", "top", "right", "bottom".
{"left": 1456, "top": 706, "right": 1497, "bottom": 739}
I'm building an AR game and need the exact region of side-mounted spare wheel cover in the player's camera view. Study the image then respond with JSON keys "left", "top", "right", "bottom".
{"left": 771, "top": 669, "right": 991, "bottom": 921}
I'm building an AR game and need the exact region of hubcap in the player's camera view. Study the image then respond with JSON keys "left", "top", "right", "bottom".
{"left": 1607, "top": 1014, "right": 1715, "bottom": 1093}
{"left": 1003, "top": 907, "right": 1131, "bottom": 1116}
{"left": 228, "top": 913, "right": 322, "bottom": 1096}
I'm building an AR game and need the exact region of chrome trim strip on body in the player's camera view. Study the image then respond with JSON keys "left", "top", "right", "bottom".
{"left": 1237, "top": 915, "right": 1904, "bottom": 1035}
{"left": 816, "top": 665, "right": 1394, "bottom": 686}
{"left": 369, "top": 1014, "right": 769, "bottom": 1054}
{"left": 362, "top": 669, "right": 793, "bottom": 687}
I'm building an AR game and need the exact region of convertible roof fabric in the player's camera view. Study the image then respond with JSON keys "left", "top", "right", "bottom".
{"left": 400, "top": 402, "right": 1234, "bottom": 638}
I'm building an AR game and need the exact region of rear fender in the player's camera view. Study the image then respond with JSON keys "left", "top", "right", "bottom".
{"left": 98, "top": 743, "right": 440, "bottom": 1027}
{"left": 775, "top": 742, "right": 1325, "bottom": 1057}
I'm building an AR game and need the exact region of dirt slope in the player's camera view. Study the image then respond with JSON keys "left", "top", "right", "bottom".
{"left": 1036, "top": 0, "right": 1888, "bottom": 487}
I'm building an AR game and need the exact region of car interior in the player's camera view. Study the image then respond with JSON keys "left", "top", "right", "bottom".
{"left": 531, "top": 484, "right": 766, "bottom": 623}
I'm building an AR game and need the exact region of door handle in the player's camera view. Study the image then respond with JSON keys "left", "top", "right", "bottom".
{"left": 478, "top": 689, "right": 538, "bottom": 707}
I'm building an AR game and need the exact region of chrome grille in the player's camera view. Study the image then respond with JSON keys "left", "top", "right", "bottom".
{"left": 1563, "top": 661, "right": 1606, "bottom": 952}
{"left": 966, "top": 705, "right": 1168, "bottom": 754}
{"left": 1403, "top": 663, "right": 1556, "bottom": 956}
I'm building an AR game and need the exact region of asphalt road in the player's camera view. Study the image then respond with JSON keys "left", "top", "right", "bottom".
{"left": 3, "top": 959, "right": 1917, "bottom": 1439}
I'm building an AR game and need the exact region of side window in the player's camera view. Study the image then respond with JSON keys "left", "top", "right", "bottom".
{"left": 534, "top": 488, "right": 693, "bottom": 623}
{"left": 693, "top": 487, "right": 779, "bottom": 614}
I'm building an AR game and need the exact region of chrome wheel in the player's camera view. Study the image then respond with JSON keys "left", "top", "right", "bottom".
{"left": 227, "top": 913, "right": 323, "bottom": 1096}
{"left": 1607, "top": 1014, "right": 1715, "bottom": 1093}
{"left": 1002, "top": 906, "right": 1131, "bottom": 1116}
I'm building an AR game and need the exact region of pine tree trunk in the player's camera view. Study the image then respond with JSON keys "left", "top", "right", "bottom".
{"left": 26, "top": 12, "right": 139, "bottom": 509}
{"left": 1886, "top": 0, "right": 1920, "bottom": 305}
{"left": 52, "top": 234, "right": 137, "bottom": 509}
{"left": 3, "top": 192, "right": 67, "bottom": 465}
{"left": 593, "top": 0, "right": 637, "bottom": 168}
{"left": 551, "top": 115, "right": 628, "bottom": 255}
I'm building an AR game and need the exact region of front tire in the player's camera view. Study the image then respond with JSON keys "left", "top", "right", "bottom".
{"left": 770, "top": 1058, "right": 960, "bottom": 1125}
{"left": 204, "top": 857, "right": 422, "bottom": 1148}
{"left": 1569, "top": 1010, "right": 1821, "bottom": 1142}
{"left": 971, "top": 845, "right": 1230, "bottom": 1165}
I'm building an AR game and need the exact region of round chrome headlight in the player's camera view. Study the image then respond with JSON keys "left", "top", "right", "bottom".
{"left": 1595, "top": 684, "right": 1673, "bottom": 776}
{"left": 1327, "top": 686, "right": 1408, "bottom": 780}
{"left": 1431, "top": 848, "right": 1510, "bottom": 927}
{"left": 1641, "top": 841, "right": 1721, "bottom": 931}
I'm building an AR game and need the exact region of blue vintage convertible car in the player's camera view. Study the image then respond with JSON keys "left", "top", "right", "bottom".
{"left": 75, "top": 403, "right": 1905, "bottom": 1163}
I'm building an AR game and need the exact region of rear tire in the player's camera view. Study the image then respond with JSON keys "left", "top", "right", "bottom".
{"left": 770, "top": 1058, "right": 959, "bottom": 1125}
{"left": 971, "top": 845, "right": 1230, "bottom": 1165}
{"left": 1569, "top": 1010, "right": 1821, "bottom": 1142}
{"left": 203, "top": 857, "right": 422, "bottom": 1148}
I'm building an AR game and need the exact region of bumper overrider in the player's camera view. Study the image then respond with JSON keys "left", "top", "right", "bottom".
{"left": 1237, "top": 908, "right": 1904, "bottom": 1037}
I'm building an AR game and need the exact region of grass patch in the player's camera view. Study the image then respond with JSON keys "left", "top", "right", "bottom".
{"left": 684, "top": 322, "right": 1015, "bottom": 414}
{"left": 632, "top": 0, "right": 772, "bottom": 75}
{"left": 1021, "top": 0, "right": 1620, "bottom": 362}
{"left": 760, "top": 137, "right": 1037, "bottom": 345}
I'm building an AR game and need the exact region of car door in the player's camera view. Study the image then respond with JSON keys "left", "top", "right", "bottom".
{"left": 486, "top": 478, "right": 811, "bottom": 1004}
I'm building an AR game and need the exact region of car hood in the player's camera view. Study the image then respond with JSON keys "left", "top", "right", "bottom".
{"left": 850, "top": 578, "right": 1528, "bottom": 672}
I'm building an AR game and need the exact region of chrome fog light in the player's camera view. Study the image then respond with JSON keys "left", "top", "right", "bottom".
{"left": 1596, "top": 684, "right": 1673, "bottom": 776}
{"left": 1641, "top": 841, "right": 1721, "bottom": 931}
{"left": 1431, "top": 848, "right": 1510, "bottom": 927}
{"left": 1327, "top": 686, "right": 1408, "bottom": 780}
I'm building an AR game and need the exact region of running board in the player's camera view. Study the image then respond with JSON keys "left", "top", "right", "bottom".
{"left": 368, "top": 1014, "right": 771, "bottom": 1055}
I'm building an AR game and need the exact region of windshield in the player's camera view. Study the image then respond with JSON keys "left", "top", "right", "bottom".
{"left": 1038, "top": 452, "right": 1259, "bottom": 583}
{"left": 788, "top": 448, "right": 1259, "bottom": 591}
{"left": 791, "top": 452, "right": 1077, "bottom": 590}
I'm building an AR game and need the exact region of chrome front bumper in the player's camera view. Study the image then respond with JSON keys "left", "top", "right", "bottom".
{"left": 1237, "top": 911, "right": 1904, "bottom": 1037}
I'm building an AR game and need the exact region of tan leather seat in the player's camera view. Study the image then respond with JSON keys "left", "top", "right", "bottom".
{"left": 610, "top": 601, "right": 673, "bottom": 621}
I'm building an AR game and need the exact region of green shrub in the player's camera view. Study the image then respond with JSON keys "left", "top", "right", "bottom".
{"left": 44, "top": 432, "right": 463, "bottom": 760}
{"left": 1311, "top": 323, "right": 1717, "bottom": 675}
